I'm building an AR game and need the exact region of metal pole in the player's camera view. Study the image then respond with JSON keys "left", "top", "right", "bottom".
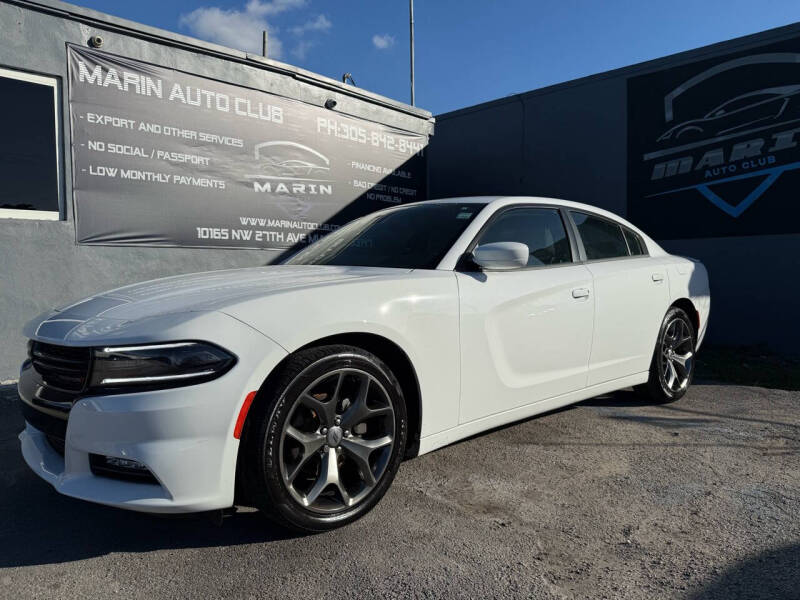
{"left": 409, "top": 0, "right": 415, "bottom": 106}
{"left": 262, "top": 30, "right": 268, "bottom": 58}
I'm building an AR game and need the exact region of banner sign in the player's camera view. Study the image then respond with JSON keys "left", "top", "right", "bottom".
{"left": 68, "top": 45, "right": 427, "bottom": 249}
{"left": 628, "top": 38, "right": 800, "bottom": 239}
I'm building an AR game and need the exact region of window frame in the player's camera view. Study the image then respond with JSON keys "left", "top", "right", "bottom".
{"left": 621, "top": 226, "right": 646, "bottom": 257}
{"left": 458, "top": 204, "right": 580, "bottom": 272}
{"left": 566, "top": 209, "right": 650, "bottom": 263}
{"left": 0, "top": 66, "right": 62, "bottom": 221}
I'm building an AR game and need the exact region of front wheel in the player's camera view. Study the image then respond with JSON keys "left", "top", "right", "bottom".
{"left": 241, "top": 345, "right": 407, "bottom": 532}
{"left": 636, "top": 307, "right": 696, "bottom": 403}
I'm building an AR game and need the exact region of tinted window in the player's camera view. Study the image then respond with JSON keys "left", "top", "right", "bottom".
{"left": 571, "top": 211, "right": 630, "bottom": 260}
{"left": 622, "top": 228, "right": 645, "bottom": 256}
{"left": 286, "top": 203, "right": 485, "bottom": 269}
{"left": 636, "top": 232, "right": 647, "bottom": 254}
{"left": 0, "top": 69, "right": 59, "bottom": 214}
{"left": 476, "top": 208, "right": 572, "bottom": 267}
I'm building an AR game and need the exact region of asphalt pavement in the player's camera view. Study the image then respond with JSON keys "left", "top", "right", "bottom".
{"left": 1, "top": 382, "right": 797, "bottom": 599}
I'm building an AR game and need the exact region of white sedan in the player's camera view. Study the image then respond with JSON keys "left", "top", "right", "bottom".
{"left": 18, "top": 197, "right": 710, "bottom": 531}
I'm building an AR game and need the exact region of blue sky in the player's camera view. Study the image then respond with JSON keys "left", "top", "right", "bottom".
{"left": 74, "top": 0, "right": 800, "bottom": 115}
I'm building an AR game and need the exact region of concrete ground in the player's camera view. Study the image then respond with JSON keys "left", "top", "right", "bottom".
{"left": 0, "top": 382, "right": 797, "bottom": 600}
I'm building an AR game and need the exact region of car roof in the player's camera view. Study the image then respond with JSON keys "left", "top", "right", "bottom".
{"left": 418, "top": 196, "right": 665, "bottom": 255}
{"left": 423, "top": 195, "right": 624, "bottom": 222}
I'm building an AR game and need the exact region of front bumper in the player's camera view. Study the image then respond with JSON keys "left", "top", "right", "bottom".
{"left": 18, "top": 312, "right": 288, "bottom": 513}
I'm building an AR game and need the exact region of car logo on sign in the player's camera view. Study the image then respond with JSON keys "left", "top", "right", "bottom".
{"left": 251, "top": 141, "right": 331, "bottom": 181}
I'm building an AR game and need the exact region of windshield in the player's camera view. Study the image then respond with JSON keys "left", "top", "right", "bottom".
{"left": 286, "top": 202, "right": 486, "bottom": 269}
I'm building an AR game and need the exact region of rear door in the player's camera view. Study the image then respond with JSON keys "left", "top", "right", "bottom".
{"left": 568, "top": 211, "right": 671, "bottom": 386}
{"left": 457, "top": 206, "right": 595, "bottom": 424}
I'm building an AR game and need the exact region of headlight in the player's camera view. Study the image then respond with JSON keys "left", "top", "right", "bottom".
{"left": 89, "top": 341, "right": 236, "bottom": 390}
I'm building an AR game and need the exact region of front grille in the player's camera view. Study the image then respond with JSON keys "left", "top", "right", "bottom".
{"left": 29, "top": 341, "right": 91, "bottom": 392}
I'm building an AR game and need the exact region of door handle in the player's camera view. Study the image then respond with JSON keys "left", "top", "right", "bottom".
{"left": 651, "top": 273, "right": 664, "bottom": 283}
{"left": 571, "top": 287, "right": 590, "bottom": 299}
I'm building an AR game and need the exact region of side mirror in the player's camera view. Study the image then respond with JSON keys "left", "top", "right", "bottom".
{"left": 471, "top": 242, "right": 529, "bottom": 270}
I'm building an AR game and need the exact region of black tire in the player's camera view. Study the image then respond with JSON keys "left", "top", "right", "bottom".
{"left": 240, "top": 344, "right": 407, "bottom": 532}
{"left": 635, "top": 306, "right": 696, "bottom": 403}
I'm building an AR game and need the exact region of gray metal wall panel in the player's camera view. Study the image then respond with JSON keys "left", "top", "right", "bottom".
{"left": 660, "top": 235, "right": 798, "bottom": 351}
{"left": 428, "top": 100, "right": 524, "bottom": 198}
{"left": 519, "top": 79, "right": 627, "bottom": 215}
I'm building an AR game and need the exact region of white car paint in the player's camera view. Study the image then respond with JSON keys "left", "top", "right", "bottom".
{"left": 18, "top": 196, "right": 710, "bottom": 513}
{"left": 457, "top": 262, "right": 595, "bottom": 423}
{"left": 583, "top": 258, "right": 671, "bottom": 385}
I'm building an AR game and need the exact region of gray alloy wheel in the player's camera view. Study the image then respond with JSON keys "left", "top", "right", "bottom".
{"left": 241, "top": 344, "right": 407, "bottom": 532}
{"left": 637, "top": 306, "right": 696, "bottom": 403}
{"left": 278, "top": 368, "right": 395, "bottom": 514}
{"left": 658, "top": 317, "right": 694, "bottom": 394}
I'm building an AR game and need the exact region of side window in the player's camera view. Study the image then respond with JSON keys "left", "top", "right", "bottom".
{"left": 570, "top": 211, "right": 630, "bottom": 260}
{"left": 476, "top": 208, "right": 572, "bottom": 267}
{"left": 636, "top": 232, "right": 647, "bottom": 254}
{"left": 622, "top": 227, "right": 646, "bottom": 256}
{"left": 0, "top": 67, "right": 60, "bottom": 220}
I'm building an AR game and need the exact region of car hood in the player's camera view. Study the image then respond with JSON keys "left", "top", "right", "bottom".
{"left": 25, "top": 265, "right": 410, "bottom": 343}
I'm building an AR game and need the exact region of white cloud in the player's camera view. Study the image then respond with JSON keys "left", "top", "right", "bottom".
{"left": 245, "top": 0, "right": 306, "bottom": 16}
{"left": 372, "top": 34, "right": 395, "bottom": 50}
{"left": 291, "top": 40, "right": 314, "bottom": 60}
{"left": 290, "top": 14, "right": 331, "bottom": 36}
{"left": 179, "top": 0, "right": 309, "bottom": 58}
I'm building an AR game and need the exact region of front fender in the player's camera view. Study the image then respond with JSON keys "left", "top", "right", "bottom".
{"left": 220, "top": 271, "right": 461, "bottom": 437}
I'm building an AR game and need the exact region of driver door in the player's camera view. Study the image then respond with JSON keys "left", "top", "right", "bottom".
{"left": 456, "top": 206, "right": 594, "bottom": 424}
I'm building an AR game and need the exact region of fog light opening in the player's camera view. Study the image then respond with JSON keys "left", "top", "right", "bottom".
{"left": 89, "top": 453, "right": 159, "bottom": 484}
{"left": 105, "top": 456, "right": 148, "bottom": 470}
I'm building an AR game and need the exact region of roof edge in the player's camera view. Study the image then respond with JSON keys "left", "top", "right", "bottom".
{"left": 9, "top": 0, "right": 433, "bottom": 122}
{"left": 437, "top": 19, "right": 800, "bottom": 121}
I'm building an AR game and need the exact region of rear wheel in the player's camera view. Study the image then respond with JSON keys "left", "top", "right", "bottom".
{"left": 636, "top": 307, "right": 696, "bottom": 403}
{"left": 241, "top": 345, "right": 407, "bottom": 532}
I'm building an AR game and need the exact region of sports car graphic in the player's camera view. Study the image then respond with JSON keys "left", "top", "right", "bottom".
{"left": 252, "top": 141, "right": 331, "bottom": 180}
{"left": 657, "top": 85, "right": 800, "bottom": 142}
